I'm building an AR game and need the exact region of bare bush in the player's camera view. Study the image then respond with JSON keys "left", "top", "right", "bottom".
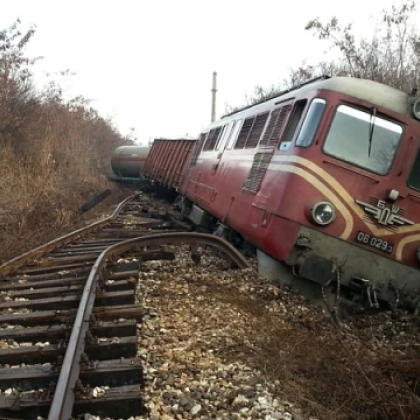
{"left": 202, "top": 278, "right": 420, "bottom": 420}
{"left": 226, "top": 0, "right": 420, "bottom": 111}
{"left": 0, "top": 19, "right": 132, "bottom": 263}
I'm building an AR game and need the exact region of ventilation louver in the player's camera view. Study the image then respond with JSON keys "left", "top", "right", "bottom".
{"left": 259, "top": 105, "right": 291, "bottom": 147}
{"left": 243, "top": 152, "right": 273, "bottom": 193}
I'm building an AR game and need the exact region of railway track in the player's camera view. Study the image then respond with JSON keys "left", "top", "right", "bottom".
{"left": 0, "top": 194, "right": 251, "bottom": 420}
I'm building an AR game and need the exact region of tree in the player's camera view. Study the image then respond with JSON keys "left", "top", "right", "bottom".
{"left": 302, "top": 0, "right": 419, "bottom": 90}
{"left": 0, "top": 20, "right": 41, "bottom": 150}
{"left": 227, "top": 0, "right": 420, "bottom": 110}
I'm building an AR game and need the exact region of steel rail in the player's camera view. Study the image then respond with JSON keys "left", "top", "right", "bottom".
{"left": 48, "top": 232, "right": 253, "bottom": 420}
{"left": 0, "top": 194, "right": 137, "bottom": 277}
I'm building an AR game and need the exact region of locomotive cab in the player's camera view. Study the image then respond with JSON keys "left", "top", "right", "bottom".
{"left": 257, "top": 81, "right": 420, "bottom": 310}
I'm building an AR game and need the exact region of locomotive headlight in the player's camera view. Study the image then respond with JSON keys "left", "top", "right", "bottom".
{"left": 311, "top": 202, "right": 336, "bottom": 225}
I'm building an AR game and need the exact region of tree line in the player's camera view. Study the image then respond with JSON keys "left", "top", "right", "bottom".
{"left": 226, "top": 0, "right": 420, "bottom": 111}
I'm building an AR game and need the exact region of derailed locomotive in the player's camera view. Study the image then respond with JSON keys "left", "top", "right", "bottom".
{"left": 142, "top": 75, "right": 420, "bottom": 311}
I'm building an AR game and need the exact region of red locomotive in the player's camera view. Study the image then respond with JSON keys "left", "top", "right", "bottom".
{"left": 141, "top": 75, "right": 420, "bottom": 311}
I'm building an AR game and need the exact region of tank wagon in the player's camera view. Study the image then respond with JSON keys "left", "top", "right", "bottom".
{"left": 141, "top": 75, "right": 420, "bottom": 311}
{"left": 110, "top": 145, "right": 150, "bottom": 182}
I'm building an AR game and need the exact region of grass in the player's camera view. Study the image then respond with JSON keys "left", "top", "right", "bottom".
{"left": 189, "top": 264, "right": 420, "bottom": 420}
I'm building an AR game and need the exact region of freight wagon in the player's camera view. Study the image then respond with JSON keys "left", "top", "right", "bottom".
{"left": 142, "top": 138, "right": 197, "bottom": 191}
{"left": 110, "top": 145, "right": 150, "bottom": 183}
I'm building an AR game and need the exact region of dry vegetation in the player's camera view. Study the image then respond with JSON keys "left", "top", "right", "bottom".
{"left": 190, "top": 261, "right": 420, "bottom": 420}
{"left": 0, "top": 20, "right": 132, "bottom": 263}
{"left": 135, "top": 237, "right": 420, "bottom": 420}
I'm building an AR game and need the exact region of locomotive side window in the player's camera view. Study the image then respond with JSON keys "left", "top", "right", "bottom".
{"left": 407, "top": 147, "right": 420, "bottom": 191}
{"left": 227, "top": 119, "right": 243, "bottom": 149}
{"left": 203, "top": 126, "right": 222, "bottom": 151}
{"left": 225, "top": 122, "right": 237, "bottom": 150}
{"left": 215, "top": 123, "right": 231, "bottom": 150}
{"left": 235, "top": 117, "right": 254, "bottom": 149}
{"left": 281, "top": 99, "right": 307, "bottom": 145}
{"left": 245, "top": 112, "right": 269, "bottom": 148}
{"left": 233, "top": 113, "right": 270, "bottom": 149}
{"left": 323, "top": 105, "right": 402, "bottom": 175}
{"left": 214, "top": 124, "right": 228, "bottom": 150}
{"left": 295, "top": 98, "right": 326, "bottom": 147}
{"left": 190, "top": 132, "right": 208, "bottom": 167}
{"left": 259, "top": 105, "right": 291, "bottom": 147}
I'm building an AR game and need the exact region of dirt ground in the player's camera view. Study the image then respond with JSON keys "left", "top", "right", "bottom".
{"left": 136, "top": 243, "right": 420, "bottom": 420}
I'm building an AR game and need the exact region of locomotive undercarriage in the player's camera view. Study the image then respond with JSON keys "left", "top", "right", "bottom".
{"left": 176, "top": 197, "right": 420, "bottom": 313}
{"left": 286, "top": 226, "right": 420, "bottom": 312}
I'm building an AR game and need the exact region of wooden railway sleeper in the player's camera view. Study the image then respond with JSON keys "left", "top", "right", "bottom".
{"left": 47, "top": 231, "right": 253, "bottom": 420}
{"left": 0, "top": 196, "right": 254, "bottom": 420}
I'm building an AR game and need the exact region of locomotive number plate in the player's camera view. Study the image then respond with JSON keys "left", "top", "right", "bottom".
{"left": 355, "top": 231, "right": 393, "bottom": 254}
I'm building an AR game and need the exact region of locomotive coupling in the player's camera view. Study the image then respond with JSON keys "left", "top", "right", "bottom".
{"left": 295, "top": 253, "right": 336, "bottom": 286}
{"left": 295, "top": 234, "right": 311, "bottom": 248}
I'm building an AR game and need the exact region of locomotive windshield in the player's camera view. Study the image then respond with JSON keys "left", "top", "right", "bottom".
{"left": 323, "top": 105, "right": 402, "bottom": 175}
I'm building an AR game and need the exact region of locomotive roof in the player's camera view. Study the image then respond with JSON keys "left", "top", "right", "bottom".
{"left": 211, "top": 77, "right": 413, "bottom": 129}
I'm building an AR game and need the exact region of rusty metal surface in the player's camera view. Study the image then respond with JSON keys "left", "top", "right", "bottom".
{"left": 0, "top": 190, "right": 252, "bottom": 419}
{"left": 47, "top": 249, "right": 100, "bottom": 419}
{"left": 143, "top": 138, "right": 197, "bottom": 189}
{"left": 103, "top": 232, "right": 253, "bottom": 270}
{"left": 0, "top": 195, "right": 136, "bottom": 278}
{"left": 48, "top": 231, "right": 252, "bottom": 419}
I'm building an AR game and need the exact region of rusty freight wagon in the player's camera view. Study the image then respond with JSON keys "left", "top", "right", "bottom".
{"left": 142, "top": 137, "right": 197, "bottom": 191}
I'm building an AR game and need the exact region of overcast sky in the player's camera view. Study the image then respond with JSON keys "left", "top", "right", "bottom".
{"left": 0, "top": 0, "right": 410, "bottom": 144}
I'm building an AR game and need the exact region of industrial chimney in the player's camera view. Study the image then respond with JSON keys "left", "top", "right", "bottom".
{"left": 211, "top": 71, "right": 217, "bottom": 122}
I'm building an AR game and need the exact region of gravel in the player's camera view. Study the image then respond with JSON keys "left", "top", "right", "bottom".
{"left": 3, "top": 230, "right": 419, "bottom": 420}
{"left": 133, "top": 243, "right": 420, "bottom": 420}
{"left": 137, "top": 249, "right": 310, "bottom": 420}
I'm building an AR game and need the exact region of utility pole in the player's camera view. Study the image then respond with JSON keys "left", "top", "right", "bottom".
{"left": 211, "top": 71, "right": 217, "bottom": 122}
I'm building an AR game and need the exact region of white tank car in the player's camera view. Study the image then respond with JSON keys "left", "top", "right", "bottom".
{"left": 111, "top": 145, "right": 150, "bottom": 178}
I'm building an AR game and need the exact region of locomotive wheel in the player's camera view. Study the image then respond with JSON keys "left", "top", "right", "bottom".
{"left": 256, "top": 249, "right": 341, "bottom": 314}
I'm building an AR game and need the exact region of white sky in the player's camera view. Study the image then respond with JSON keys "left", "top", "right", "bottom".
{"left": 0, "top": 0, "right": 411, "bottom": 144}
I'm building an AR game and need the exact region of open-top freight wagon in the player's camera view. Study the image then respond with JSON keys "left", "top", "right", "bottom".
{"left": 142, "top": 138, "right": 197, "bottom": 191}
